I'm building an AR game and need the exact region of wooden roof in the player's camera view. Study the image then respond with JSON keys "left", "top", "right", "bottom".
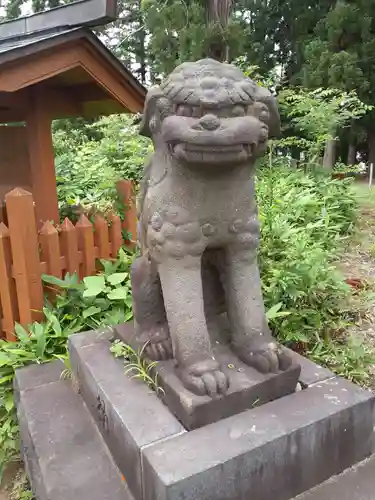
{"left": 0, "top": 27, "right": 146, "bottom": 122}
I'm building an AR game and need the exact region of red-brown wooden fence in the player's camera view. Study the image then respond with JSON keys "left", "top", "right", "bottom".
{"left": 0, "top": 180, "right": 137, "bottom": 341}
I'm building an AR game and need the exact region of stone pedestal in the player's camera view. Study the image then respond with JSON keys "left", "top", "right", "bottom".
{"left": 15, "top": 326, "right": 375, "bottom": 500}
{"left": 116, "top": 322, "right": 301, "bottom": 430}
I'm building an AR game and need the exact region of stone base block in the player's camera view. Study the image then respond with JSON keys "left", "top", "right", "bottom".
{"left": 115, "top": 322, "right": 301, "bottom": 430}
{"left": 68, "top": 327, "right": 374, "bottom": 500}
{"left": 14, "top": 361, "right": 133, "bottom": 500}
{"left": 68, "top": 329, "right": 185, "bottom": 500}
{"left": 142, "top": 376, "right": 375, "bottom": 500}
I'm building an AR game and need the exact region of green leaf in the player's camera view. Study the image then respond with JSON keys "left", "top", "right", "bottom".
{"left": 5, "top": 395, "right": 14, "bottom": 412}
{"left": 107, "top": 288, "right": 128, "bottom": 300}
{"left": 106, "top": 272, "right": 128, "bottom": 285}
{"left": 0, "top": 353, "right": 11, "bottom": 367}
{"left": 83, "top": 275, "right": 106, "bottom": 297}
{"left": 14, "top": 323, "right": 30, "bottom": 342}
{"left": 266, "top": 303, "right": 291, "bottom": 320}
{"left": 0, "top": 374, "right": 14, "bottom": 385}
{"left": 83, "top": 306, "right": 102, "bottom": 318}
{"left": 34, "top": 323, "right": 47, "bottom": 358}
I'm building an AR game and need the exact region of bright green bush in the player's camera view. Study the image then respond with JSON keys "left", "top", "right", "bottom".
{"left": 258, "top": 165, "right": 357, "bottom": 347}
{"left": 53, "top": 115, "right": 152, "bottom": 220}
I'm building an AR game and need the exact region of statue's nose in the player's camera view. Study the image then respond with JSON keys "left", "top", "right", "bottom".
{"left": 198, "top": 114, "right": 221, "bottom": 131}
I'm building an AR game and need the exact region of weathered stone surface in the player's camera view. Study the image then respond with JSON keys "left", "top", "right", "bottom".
{"left": 294, "top": 455, "right": 375, "bottom": 500}
{"left": 286, "top": 348, "right": 335, "bottom": 387}
{"left": 14, "top": 360, "right": 64, "bottom": 406}
{"left": 131, "top": 58, "right": 297, "bottom": 400}
{"left": 15, "top": 361, "right": 132, "bottom": 500}
{"left": 142, "top": 377, "right": 375, "bottom": 500}
{"left": 116, "top": 322, "right": 300, "bottom": 430}
{"left": 69, "top": 331, "right": 185, "bottom": 500}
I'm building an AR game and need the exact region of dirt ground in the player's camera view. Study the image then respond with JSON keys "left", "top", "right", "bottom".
{"left": 0, "top": 464, "right": 25, "bottom": 500}
{"left": 336, "top": 182, "right": 375, "bottom": 388}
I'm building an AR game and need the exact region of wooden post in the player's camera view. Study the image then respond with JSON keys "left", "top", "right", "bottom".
{"left": 94, "top": 215, "right": 110, "bottom": 260}
{"left": 60, "top": 218, "right": 79, "bottom": 276}
{"left": 116, "top": 180, "right": 137, "bottom": 248}
{"left": 26, "top": 87, "right": 60, "bottom": 227}
{"left": 5, "top": 188, "right": 44, "bottom": 325}
{"left": 39, "top": 221, "right": 61, "bottom": 278}
{"left": 77, "top": 214, "right": 96, "bottom": 277}
{"left": 0, "top": 223, "right": 18, "bottom": 340}
{"left": 108, "top": 212, "right": 123, "bottom": 257}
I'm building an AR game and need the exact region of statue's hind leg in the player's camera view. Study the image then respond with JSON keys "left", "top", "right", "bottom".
{"left": 131, "top": 255, "right": 172, "bottom": 360}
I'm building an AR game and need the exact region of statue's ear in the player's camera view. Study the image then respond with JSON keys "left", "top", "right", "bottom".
{"left": 139, "top": 87, "right": 165, "bottom": 138}
{"left": 254, "top": 86, "right": 281, "bottom": 138}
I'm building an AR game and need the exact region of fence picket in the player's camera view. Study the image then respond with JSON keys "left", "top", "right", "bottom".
{"left": 0, "top": 182, "right": 136, "bottom": 339}
{"left": 77, "top": 214, "right": 95, "bottom": 276}
{"left": 108, "top": 212, "right": 122, "bottom": 257}
{"left": 94, "top": 215, "right": 110, "bottom": 260}
{"left": 0, "top": 223, "right": 17, "bottom": 340}
{"left": 39, "top": 221, "right": 61, "bottom": 278}
{"left": 116, "top": 180, "right": 137, "bottom": 248}
{"left": 60, "top": 218, "right": 79, "bottom": 276}
{"left": 5, "top": 188, "right": 44, "bottom": 325}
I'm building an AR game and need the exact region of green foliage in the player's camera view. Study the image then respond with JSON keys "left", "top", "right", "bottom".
{"left": 278, "top": 86, "right": 372, "bottom": 158}
{"left": 110, "top": 340, "right": 163, "bottom": 394}
{"left": 258, "top": 161, "right": 357, "bottom": 348}
{"left": 141, "top": 0, "right": 244, "bottom": 76}
{"left": 309, "top": 334, "right": 375, "bottom": 385}
{"left": 302, "top": 1, "right": 375, "bottom": 97}
{"left": 53, "top": 115, "right": 152, "bottom": 220}
{"left": 42, "top": 249, "right": 135, "bottom": 330}
{"left": 333, "top": 162, "right": 366, "bottom": 174}
{"left": 0, "top": 248, "right": 134, "bottom": 477}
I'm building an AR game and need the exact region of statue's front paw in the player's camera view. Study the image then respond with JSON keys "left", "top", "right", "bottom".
{"left": 143, "top": 324, "right": 173, "bottom": 361}
{"left": 179, "top": 359, "right": 229, "bottom": 398}
{"left": 234, "top": 339, "right": 292, "bottom": 374}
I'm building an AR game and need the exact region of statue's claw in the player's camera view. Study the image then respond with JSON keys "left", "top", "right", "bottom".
{"left": 234, "top": 338, "right": 292, "bottom": 373}
{"left": 179, "top": 359, "right": 229, "bottom": 397}
{"left": 142, "top": 324, "right": 173, "bottom": 361}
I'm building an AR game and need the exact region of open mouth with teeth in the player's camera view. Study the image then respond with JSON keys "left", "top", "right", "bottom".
{"left": 168, "top": 142, "right": 264, "bottom": 163}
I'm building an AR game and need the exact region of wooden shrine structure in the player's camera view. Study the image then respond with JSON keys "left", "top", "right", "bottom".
{"left": 0, "top": 0, "right": 146, "bottom": 226}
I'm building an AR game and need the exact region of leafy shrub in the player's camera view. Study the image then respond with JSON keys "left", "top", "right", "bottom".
{"left": 53, "top": 115, "right": 152, "bottom": 220}
{"left": 258, "top": 164, "right": 357, "bottom": 347}
{"left": 0, "top": 249, "right": 134, "bottom": 476}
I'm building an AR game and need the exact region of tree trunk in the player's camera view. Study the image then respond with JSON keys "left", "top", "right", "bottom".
{"left": 368, "top": 125, "right": 375, "bottom": 171}
{"left": 347, "top": 142, "right": 356, "bottom": 165}
{"left": 206, "top": 0, "right": 233, "bottom": 61}
{"left": 137, "top": 0, "right": 147, "bottom": 84}
{"left": 323, "top": 138, "right": 336, "bottom": 170}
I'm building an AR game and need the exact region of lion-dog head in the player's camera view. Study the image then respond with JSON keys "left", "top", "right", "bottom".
{"left": 138, "top": 58, "right": 280, "bottom": 169}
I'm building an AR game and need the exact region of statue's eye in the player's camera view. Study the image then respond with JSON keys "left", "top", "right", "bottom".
{"left": 232, "top": 105, "right": 246, "bottom": 117}
{"left": 192, "top": 107, "right": 202, "bottom": 118}
{"left": 157, "top": 98, "right": 172, "bottom": 120}
{"left": 176, "top": 105, "right": 193, "bottom": 117}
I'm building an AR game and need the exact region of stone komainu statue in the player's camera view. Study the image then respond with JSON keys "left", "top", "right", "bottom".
{"left": 131, "top": 58, "right": 292, "bottom": 398}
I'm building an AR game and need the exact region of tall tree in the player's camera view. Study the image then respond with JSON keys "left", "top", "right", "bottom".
{"left": 206, "top": 0, "right": 233, "bottom": 61}
{"left": 302, "top": 0, "right": 375, "bottom": 166}
{"left": 142, "top": 0, "right": 244, "bottom": 77}
{"left": 237, "top": 0, "right": 336, "bottom": 83}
